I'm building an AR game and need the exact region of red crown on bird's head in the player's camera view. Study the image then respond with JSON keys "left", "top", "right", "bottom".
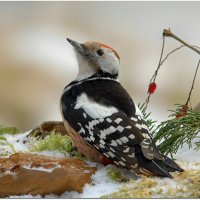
{"left": 97, "top": 42, "right": 120, "bottom": 60}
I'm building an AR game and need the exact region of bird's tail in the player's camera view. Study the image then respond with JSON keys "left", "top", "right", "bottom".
{"left": 135, "top": 145, "right": 184, "bottom": 178}
{"left": 161, "top": 155, "right": 184, "bottom": 172}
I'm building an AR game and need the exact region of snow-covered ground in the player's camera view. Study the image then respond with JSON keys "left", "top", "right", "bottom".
{"left": 1, "top": 131, "right": 200, "bottom": 198}
{"left": 174, "top": 133, "right": 200, "bottom": 163}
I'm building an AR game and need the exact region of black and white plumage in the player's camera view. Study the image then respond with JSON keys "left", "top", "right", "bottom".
{"left": 60, "top": 38, "right": 183, "bottom": 178}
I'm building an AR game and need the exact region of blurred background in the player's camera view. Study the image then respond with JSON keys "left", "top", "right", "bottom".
{"left": 0, "top": 1, "right": 200, "bottom": 131}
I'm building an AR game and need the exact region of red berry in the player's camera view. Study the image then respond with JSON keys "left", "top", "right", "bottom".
{"left": 148, "top": 82, "right": 157, "bottom": 94}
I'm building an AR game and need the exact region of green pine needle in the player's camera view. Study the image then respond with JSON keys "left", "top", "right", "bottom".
{"left": 139, "top": 103, "right": 200, "bottom": 157}
{"left": 153, "top": 104, "right": 200, "bottom": 156}
{"left": 138, "top": 102, "right": 157, "bottom": 132}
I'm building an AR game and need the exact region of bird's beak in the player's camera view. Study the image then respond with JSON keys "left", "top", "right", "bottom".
{"left": 66, "top": 38, "right": 84, "bottom": 54}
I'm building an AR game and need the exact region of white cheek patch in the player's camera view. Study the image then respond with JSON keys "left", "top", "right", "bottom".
{"left": 75, "top": 93, "right": 118, "bottom": 119}
{"left": 98, "top": 48, "right": 119, "bottom": 75}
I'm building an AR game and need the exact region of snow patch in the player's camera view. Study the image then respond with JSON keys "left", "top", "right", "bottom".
{"left": 23, "top": 164, "right": 62, "bottom": 173}
{"left": 1, "top": 130, "right": 200, "bottom": 198}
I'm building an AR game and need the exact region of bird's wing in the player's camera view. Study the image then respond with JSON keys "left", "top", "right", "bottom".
{"left": 77, "top": 79, "right": 164, "bottom": 160}
{"left": 61, "top": 80, "right": 183, "bottom": 177}
{"left": 62, "top": 92, "right": 180, "bottom": 177}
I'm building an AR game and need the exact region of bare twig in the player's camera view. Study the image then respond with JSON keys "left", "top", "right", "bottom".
{"left": 159, "top": 44, "right": 200, "bottom": 67}
{"left": 163, "top": 28, "right": 200, "bottom": 108}
{"left": 150, "top": 37, "right": 166, "bottom": 83}
{"left": 193, "top": 45, "right": 200, "bottom": 50}
{"left": 161, "top": 45, "right": 200, "bottom": 67}
{"left": 144, "top": 29, "right": 200, "bottom": 111}
{"left": 145, "top": 42, "right": 184, "bottom": 110}
{"left": 160, "top": 45, "right": 185, "bottom": 66}
{"left": 144, "top": 37, "right": 166, "bottom": 111}
{"left": 186, "top": 59, "right": 200, "bottom": 105}
{"left": 163, "top": 28, "right": 200, "bottom": 56}
{"left": 153, "top": 37, "right": 166, "bottom": 82}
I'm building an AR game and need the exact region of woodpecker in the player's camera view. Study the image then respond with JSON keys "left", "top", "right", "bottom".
{"left": 60, "top": 38, "right": 183, "bottom": 178}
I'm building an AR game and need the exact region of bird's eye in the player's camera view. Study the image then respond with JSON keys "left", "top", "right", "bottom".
{"left": 97, "top": 49, "right": 104, "bottom": 56}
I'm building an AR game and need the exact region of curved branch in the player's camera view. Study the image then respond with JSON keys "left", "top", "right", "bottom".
{"left": 163, "top": 28, "right": 200, "bottom": 56}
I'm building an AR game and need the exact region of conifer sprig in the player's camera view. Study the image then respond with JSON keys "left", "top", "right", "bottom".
{"left": 152, "top": 104, "right": 200, "bottom": 156}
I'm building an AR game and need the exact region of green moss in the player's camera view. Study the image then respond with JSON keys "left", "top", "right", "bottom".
{"left": 103, "top": 176, "right": 156, "bottom": 198}
{"left": 0, "top": 125, "right": 19, "bottom": 135}
{"left": 28, "top": 130, "right": 74, "bottom": 155}
{"left": 70, "top": 152, "right": 85, "bottom": 160}
{"left": 106, "top": 166, "right": 126, "bottom": 182}
{"left": 103, "top": 166, "right": 200, "bottom": 198}
{"left": 172, "top": 169, "right": 200, "bottom": 198}
{"left": 0, "top": 126, "right": 17, "bottom": 156}
{"left": 0, "top": 140, "right": 16, "bottom": 156}
{"left": 0, "top": 136, "right": 6, "bottom": 140}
